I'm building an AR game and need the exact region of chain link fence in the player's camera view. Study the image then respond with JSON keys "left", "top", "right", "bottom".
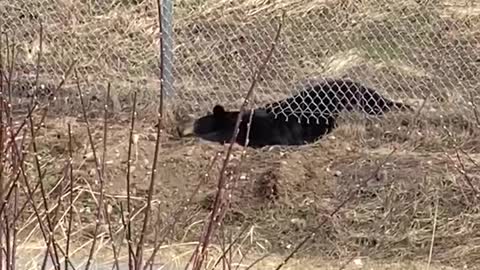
{"left": 173, "top": 0, "right": 479, "bottom": 124}
{"left": 0, "top": 0, "right": 166, "bottom": 117}
{"left": 0, "top": 0, "right": 479, "bottom": 123}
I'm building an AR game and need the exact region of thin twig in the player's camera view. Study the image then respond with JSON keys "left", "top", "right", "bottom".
{"left": 454, "top": 149, "right": 478, "bottom": 197}
{"left": 426, "top": 193, "right": 439, "bottom": 270}
{"left": 4, "top": 211, "right": 11, "bottom": 270}
{"left": 212, "top": 108, "right": 255, "bottom": 270}
{"left": 0, "top": 58, "right": 74, "bottom": 157}
{"left": 187, "top": 11, "right": 285, "bottom": 270}
{"left": 468, "top": 91, "right": 480, "bottom": 127}
{"left": 0, "top": 57, "right": 75, "bottom": 236}
{"left": 126, "top": 91, "right": 137, "bottom": 270}
{"left": 6, "top": 34, "right": 16, "bottom": 120}
{"left": 274, "top": 148, "right": 398, "bottom": 270}
{"left": 104, "top": 202, "right": 121, "bottom": 270}
{"left": 102, "top": 83, "right": 110, "bottom": 177}
{"left": 21, "top": 23, "right": 63, "bottom": 270}
{"left": 54, "top": 60, "right": 77, "bottom": 94}
{"left": 8, "top": 40, "right": 22, "bottom": 270}
{"left": 233, "top": 240, "right": 254, "bottom": 270}
{"left": 338, "top": 253, "right": 359, "bottom": 270}
{"left": 33, "top": 21, "right": 44, "bottom": 107}
{"left": 74, "top": 70, "right": 107, "bottom": 270}
{"left": 143, "top": 151, "right": 222, "bottom": 270}
{"left": 0, "top": 173, "right": 20, "bottom": 216}
{"left": 9, "top": 130, "right": 59, "bottom": 270}
{"left": 0, "top": 31, "right": 5, "bottom": 270}
{"left": 119, "top": 202, "right": 136, "bottom": 266}
{"left": 212, "top": 225, "right": 250, "bottom": 269}
{"left": 454, "top": 149, "right": 479, "bottom": 196}
{"left": 28, "top": 105, "right": 62, "bottom": 270}
{"left": 135, "top": 0, "right": 167, "bottom": 266}
{"left": 273, "top": 84, "right": 430, "bottom": 270}
{"left": 244, "top": 254, "right": 270, "bottom": 270}
{"left": 65, "top": 123, "right": 74, "bottom": 270}
{"left": 32, "top": 59, "right": 77, "bottom": 135}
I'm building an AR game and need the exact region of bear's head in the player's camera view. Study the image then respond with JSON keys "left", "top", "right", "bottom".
{"left": 177, "top": 105, "right": 239, "bottom": 144}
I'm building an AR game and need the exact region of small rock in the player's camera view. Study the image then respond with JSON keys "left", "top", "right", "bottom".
{"left": 83, "top": 152, "right": 95, "bottom": 162}
{"left": 353, "top": 258, "right": 363, "bottom": 266}
{"left": 376, "top": 170, "right": 387, "bottom": 181}
{"left": 334, "top": 170, "right": 342, "bottom": 177}
{"left": 147, "top": 133, "right": 157, "bottom": 141}
{"left": 132, "top": 134, "right": 139, "bottom": 144}
{"left": 301, "top": 197, "right": 314, "bottom": 206}
{"left": 186, "top": 147, "right": 195, "bottom": 156}
{"left": 290, "top": 218, "right": 306, "bottom": 229}
{"left": 106, "top": 204, "right": 113, "bottom": 214}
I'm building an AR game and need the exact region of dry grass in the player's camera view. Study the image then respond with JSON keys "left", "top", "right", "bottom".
{"left": 1, "top": 0, "right": 478, "bottom": 118}
{"left": 12, "top": 240, "right": 462, "bottom": 270}
{"left": 1, "top": 0, "right": 480, "bottom": 269}
{"left": 9, "top": 107, "right": 480, "bottom": 269}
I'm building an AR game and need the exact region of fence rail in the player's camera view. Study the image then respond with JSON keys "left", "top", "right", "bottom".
{"left": 0, "top": 0, "right": 479, "bottom": 122}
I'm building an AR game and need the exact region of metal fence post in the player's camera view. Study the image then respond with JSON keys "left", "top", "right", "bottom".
{"left": 161, "top": 0, "right": 174, "bottom": 98}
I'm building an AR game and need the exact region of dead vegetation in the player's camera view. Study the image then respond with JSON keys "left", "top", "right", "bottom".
{"left": 0, "top": 0, "right": 480, "bottom": 270}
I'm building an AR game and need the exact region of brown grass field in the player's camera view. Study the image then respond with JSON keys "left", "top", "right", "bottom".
{"left": 1, "top": 0, "right": 480, "bottom": 269}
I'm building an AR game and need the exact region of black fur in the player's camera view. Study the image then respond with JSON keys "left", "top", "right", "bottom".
{"left": 191, "top": 105, "right": 337, "bottom": 148}
{"left": 184, "top": 78, "right": 412, "bottom": 148}
{"left": 265, "top": 78, "right": 412, "bottom": 118}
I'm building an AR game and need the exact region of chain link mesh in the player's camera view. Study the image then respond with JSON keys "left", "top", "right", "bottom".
{"left": 1, "top": 0, "right": 479, "bottom": 123}
{"left": 173, "top": 0, "right": 479, "bottom": 123}
{"left": 0, "top": 0, "right": 164, "bottom": 116}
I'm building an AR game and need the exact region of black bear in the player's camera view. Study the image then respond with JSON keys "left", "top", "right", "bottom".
{"left": 177, "top": 78, "right": 413, "bottom": 148}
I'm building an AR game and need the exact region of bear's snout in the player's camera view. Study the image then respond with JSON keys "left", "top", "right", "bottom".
{"left": 176, "top": 120, "right": 195, "bottom": 137}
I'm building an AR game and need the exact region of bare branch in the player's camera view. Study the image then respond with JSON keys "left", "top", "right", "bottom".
{"left": 135, "top": 0, "right": 167, "bottom": 266}
{"left": 187, "top": 10, "right": 286, "bottom": 270}
{"left": 126, "top": 91, "right": 137, "bottom": 270}
{"left": 74, "top": 69, "right": 107, "bottom": 270}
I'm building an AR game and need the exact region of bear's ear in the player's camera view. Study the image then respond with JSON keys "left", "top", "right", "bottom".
{"left": 212, "top": 105, "right": 226, "bottom": 117}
